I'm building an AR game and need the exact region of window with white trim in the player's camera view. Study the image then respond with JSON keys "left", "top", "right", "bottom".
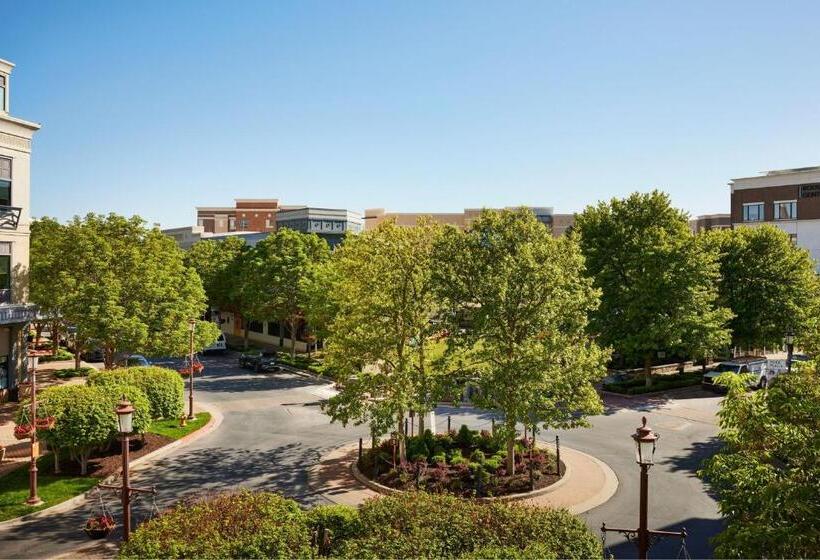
{"left": 742, "top": 202, "right": 764, "bottom": 222}
{"left": 0, "top": 74, "right": 6, "bottom": 112}
{"left": 773, "top": 200, "right": 797, "bottom": 220}
{"left": 0, "top": 157, "right": 10, "bottom": 207}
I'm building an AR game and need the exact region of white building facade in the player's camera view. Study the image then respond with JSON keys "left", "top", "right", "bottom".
{"left": 0, "top": 58, "right": 40, "bottom": 402}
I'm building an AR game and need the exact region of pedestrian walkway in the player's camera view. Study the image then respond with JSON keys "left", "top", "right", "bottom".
{"left": 309, "top": 440, "right": 618, "bottom": 514}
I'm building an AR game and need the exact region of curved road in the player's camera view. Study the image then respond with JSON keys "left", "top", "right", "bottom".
{"left": 0, "top": 354, "right": 722, "bottom": 559}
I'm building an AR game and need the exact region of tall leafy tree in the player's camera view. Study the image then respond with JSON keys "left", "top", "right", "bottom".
{"left": 319, "top": 220, "right": 446, "bottom": 461}
{"left": 700, "top": 364, "right": 820, "bottom": 558}
{"left": 185, "top": 235, "right": 248, "bottom": 312}
{"left": 434, "top": 209, "right": 609, "bottom": 474}
{"left": 243, "top": 228, "right": 330, "bottom": 358}
{"left": 29, "top": 218, "right": 68, "bottom": 351}
{"left": 41, "top": 214, "right": 217, "bottom": 369}
{"left": 575, "top": 191, "right": 732, "bottom": 384}
{"left": 703, "top": 225, "right": 819, "bottom": 351}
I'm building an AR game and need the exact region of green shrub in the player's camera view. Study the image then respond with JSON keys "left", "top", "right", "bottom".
{"left": 450, "top": 455, "right": 468, "bottom": 466}
{"left": 483, "top": 457, "right": 501, "bottom": 472}
{"left": 456, "top": 424, "right": 475, "bottom": 447}
{"left": 53, "top": 366, "right": 96, "bottom": 379}
{"left": 120, "top": 491, "right": 313, "bottom": 559}
{"left": 332, "top": 492, "right": 601, "bottom": 559}
{"left": 20, "top": 384, "right": 147, "bottom": 475}
{"left": 88, "top": 366, "right": 184, "bottom": 419}
{"left": 431, "top": 454, "right": 447, "bottom": 466}
{"left": 306, "top": 504, "right": 362, "bottom": 555}
{"left": 40, "top": 348, "right": 74, "bottom": 362}
{"left": 470, "top": 449, "right": 485, "bottom": 463}
{"left": 603, "top": 372, "right": 702, "bottom": 395}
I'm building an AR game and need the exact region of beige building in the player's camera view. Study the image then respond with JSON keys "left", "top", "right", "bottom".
{"left": 690, "top": 213, "right": 731, "bottom": 233}
{"left": 0, "top": 58, "right": 40, "bottom": 402}
{"left": 364, "top": 207, "right": 575, "bottom": 237}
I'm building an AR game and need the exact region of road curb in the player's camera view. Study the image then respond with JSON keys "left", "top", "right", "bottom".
{"left": 0, "top": 403, "right": 222, "bottom": 530}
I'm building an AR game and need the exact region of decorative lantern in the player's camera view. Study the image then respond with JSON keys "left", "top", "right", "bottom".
{"left": 115, "top": 396, "right": 135, "bottom": 435}
{"left": 632, "top": 417, "right": 658, "bottom": 466}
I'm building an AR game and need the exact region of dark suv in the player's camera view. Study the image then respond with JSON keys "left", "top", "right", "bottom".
{"left": 239, "top": 350, "right": 282, "bottom": 372}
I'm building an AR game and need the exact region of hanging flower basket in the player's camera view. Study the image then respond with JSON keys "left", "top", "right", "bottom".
{"left": 84, "top": 515, "right": 116, "bottom": 539}
{"left": 35, "top": 416, "right": 56, "bottom": 431}
{"left": 14, "top": 424, "right": 35, "bottom": 440}
{"left": 192, "top": 362, "right": 205, "bottom": 374}
{"left": 178, "top": 367, "right": 192, "bottom": 376}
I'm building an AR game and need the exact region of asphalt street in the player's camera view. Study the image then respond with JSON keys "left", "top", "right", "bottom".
{"left": 0, "top": 354, "right": 723, "bottom": 559}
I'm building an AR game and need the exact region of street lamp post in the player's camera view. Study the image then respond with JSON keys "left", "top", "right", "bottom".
{"left": 188, "top": 318, "right": 195, "bottom": 420}
{"left": 784, "top": 330, "right": 795, "bottom": 373}
{"left": 601, "top": 417, "right": 687, "bottom": 559}
{"left": 100, "top": 396, "right": 155, "bottom": 541}
{"left": 25, "top": 353, "right": 43, "bottom": 506}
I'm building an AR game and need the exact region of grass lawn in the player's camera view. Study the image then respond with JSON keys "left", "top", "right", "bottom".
{"left": 148, "top": 412, "right": 211, "bottom": 440}
{"left": 0, "top": 456, "right": 101, "bottom": 522}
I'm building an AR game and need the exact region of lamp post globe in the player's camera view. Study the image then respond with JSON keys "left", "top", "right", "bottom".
{"left": 116, "top": 396, "right": 135, "bottom": 435}
{"left": 632, "top": 416, "right": 659, "bottom": 466}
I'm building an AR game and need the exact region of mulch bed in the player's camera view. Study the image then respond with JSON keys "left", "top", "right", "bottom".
{"left": 52, "top": 433, "right": 174, "bottom": 478}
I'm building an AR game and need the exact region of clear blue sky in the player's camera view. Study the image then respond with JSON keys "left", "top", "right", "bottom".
{"left": 5, "top": 0, "right": 820, "bottom": 227}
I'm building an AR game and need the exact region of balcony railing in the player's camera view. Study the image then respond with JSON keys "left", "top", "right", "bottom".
{"left": 0, "top": 206, "right": 21, "bottom": 229}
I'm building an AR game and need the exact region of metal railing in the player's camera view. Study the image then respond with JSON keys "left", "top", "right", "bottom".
{"left": 0, "top": 206, "right": 21, "bottom": 229}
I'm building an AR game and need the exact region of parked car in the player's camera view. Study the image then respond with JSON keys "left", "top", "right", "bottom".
{"left": 116, "top": 354, "right": 151, "bottom": 368}
{"left": 203, "top": 333, "right": 227, "bottom": 354}
{"left": 239, "top": 350, "right": 281, "bottom": 372}
{"left": 81, "top": 347, "right": 105, "bottom": 362}
{"left": 702, "top": 357, "right": 768, "bottom": 391}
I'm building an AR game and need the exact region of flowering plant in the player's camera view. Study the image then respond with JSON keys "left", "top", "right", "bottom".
{"left": 13, "top": 424, "right": 35, "bottom": 440}
{"left": 85, "top": 515, "right": 115, "bottom": 531}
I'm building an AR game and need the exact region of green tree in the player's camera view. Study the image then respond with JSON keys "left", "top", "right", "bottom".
{"left": 433, "top": 209, "right": 609, "bottom": 474}
{"left": 30, "top": 218, "right": 69, "bottom": 353}
{"left": 704, "top": 225, "right": 819, "bottom": 351}
{"left": 699, "top": 364, "right": 820, "bottom": 558}
{"left": 575, "top": 191, "right": 732, "bottom": 385}
{"left": 185, "top": 236, "right": 247, "bottom": 312}
{"left": 319, "top": 220, "right": 446, "bottom": 461}
{"left": 43, "top": 214, "right": 216, "bottom": 369}
{"left": 242, "top": 228, "right": 330, "bottom": 358}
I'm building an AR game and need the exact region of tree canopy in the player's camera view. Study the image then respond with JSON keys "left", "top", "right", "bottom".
{"left": 318, "top": 220, "right": 446, "bottom": 460}
{"left": 575, "top": 191, "right": 732, "bottom": 380}
{"left": 30, "top": 214, "right": 218, "bottom": 368}
{"left": 185, "top": 235, "right": 248, "bottom": 312}
{"left": 433, "top": 208, "right": 608, "bottom": 473}
{"left": 703, "top": 225, "right": 819, "bottom": 350}
{"left": 700, "top": 364, "right": 820, "bottom": 558}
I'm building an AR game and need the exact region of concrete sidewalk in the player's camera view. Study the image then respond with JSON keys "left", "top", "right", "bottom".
{"left": 308, "top": 440, "right": 618, "bottom": 514}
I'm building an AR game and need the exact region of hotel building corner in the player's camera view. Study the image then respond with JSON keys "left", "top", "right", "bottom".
{"left": 0, "top": 58, "right": 40, "bottom": 402}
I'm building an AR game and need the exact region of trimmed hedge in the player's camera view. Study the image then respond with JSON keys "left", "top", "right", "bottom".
{"left": 120, "top": 491, "right": 601, "bottom": 559}
{"left": 17, "top": 384, "right": 150, "bottom": 475}
{"left": 119, "top": 491, "right": 313, "bottom": 559}
{"left": 88, "top": 366, "right": 184, "bottom": 419}
{"left": 40, "top": 348, "right": 74, "bottom": 363}
{"left": 53, "top": 366, "right": 96, "bottom": 379}
{"left": 603, "top": 372, "right": 702, "bottom": 395}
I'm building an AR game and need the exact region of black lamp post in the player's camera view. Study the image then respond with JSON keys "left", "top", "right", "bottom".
{"left": 602, "top": 417, "right": 687, "bottom": 559}
{"left": 25, "top": 353, "right": 43, "bottom": 506}
{"left": 784, "top": 330, "right": 795, "bottom": 373}
{"left": 115, "top": 396, "right": 135, "bottom": 541}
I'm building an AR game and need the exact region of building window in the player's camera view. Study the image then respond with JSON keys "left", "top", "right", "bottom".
{"left": 0, "top": 74, "right": 6, "bottom": 111}
{"left": 0, "top": 243, "right": 10, "bottom": 304}
{"left": 774, "top": 200, "right": 797, "bottom": 221}
{"left": 742, "top": 203, "right": 764, "bottom": 222}
{"left": 789, "top": 233, "right": 798, "bottom": 245}
{"left": 248, "top": 320, "right": 264, "bottom": 333}
{"left": 0, "top": 157, "right": 10, "bottom": 206}
{"left": 238, "top": 219, "right": 248, "bottom": 230}
{"left": 228, "top": 217, "right": 236, "bottom": 231}
{"left": 800, "top": 184, "right": 820, "bottom": 198}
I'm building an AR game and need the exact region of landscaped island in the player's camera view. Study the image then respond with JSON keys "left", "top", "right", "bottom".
{"left": 358, "top": 425, "right": 561, "bottom": 498}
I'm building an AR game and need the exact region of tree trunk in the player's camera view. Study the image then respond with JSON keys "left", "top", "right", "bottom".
{"left": 53, "top": 448, "right": 61, "bottom": 474}
{"left": 506, "top": 430, "right": 516, "bottom": 475}
{"left": 104, "top": 346, "right": 115, "bottom": 370}
{"left": 289, "top": 317, "right": 297, "bottom": 360}
{"left": 418, "top": 411, "right": 425, "bottom": 435}
{"left": 397, "top": 413, "right": 407, "bottom": 463}
{"left": 80, "top": 452, "right": 88, "bottom": 475}
{"left": 644, "top": 353, "right": 653, "bottom": 388}
{"left": 35, "top": 322, "right": 43, "bottom": 347}
{"left": 51, "top": 322, "right": 60, "bottom": 354}
{"left": 74, "top": 345, "right": 83, "bottom": 370}
{"left": 279, "top": 323, "right": 285, "bottom": 349}
{"left": 243, "top": 320, "right": 250, "bottom": 350}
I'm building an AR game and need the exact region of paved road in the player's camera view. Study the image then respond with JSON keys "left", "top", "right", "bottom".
{"left": 0, "top": 354, "right": 722, "bottom": 558}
